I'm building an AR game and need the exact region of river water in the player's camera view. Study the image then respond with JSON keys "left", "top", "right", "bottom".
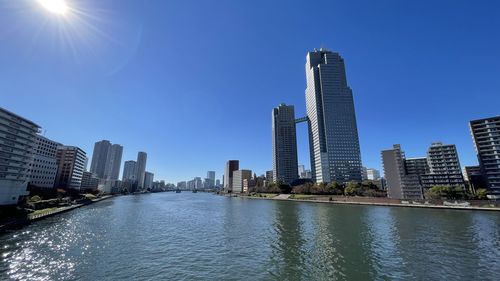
{"left": 0, "top": 193, "right": 499, "bottom": 280}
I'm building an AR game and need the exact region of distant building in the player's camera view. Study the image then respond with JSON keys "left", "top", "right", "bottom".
{"left": 232, "top": 170, "right": 252, "bottom": 193}
{"left": 470, "top": 116, "right": 500, "bottom": 198}
{"left": 55, "top": 146, "right": 87, "bottom": 190}
{"left": 122, "top": 160, "right": 137, "bottom": 181}
{"left": 81, "top": 171, "right": 99, "bottom": 191}
{"left": 305, "top": 49, "right": 362, "bottom": 183}
{"left": 243, "top": 178, "right": 256, "bottom": 193}
{"left": 89, "top": 140, "right": 123, "bottom": 180}
{"left": 382, "top": 144, "right": 423, "bottom": 199}
{"left": 136, "top": 152, "right": 147, "bottom": 190}
{"left": 272, "top": 103, "right": 298, "bottom": 184}
{"left": 0, "top": 107, "right": 40, "bottom": 205}
{"left": 177, "top": 181, "right": 186, "bottom": 190}
{"left": 366, "top": 168, "right": 381, "bottom": 181}
{"left": 207, "top": 171, "right": 215, "bottom": 188}
{"left": 90, "top": 140, "right": 110, "bottom": 179}
{"left": 105, "top": 144, "right": 123, "bottom": 180}
{"left": 361, "top": 167, "right": 368, "bottom": 181}
{"left": 265, "top": 170, "right": 273, "bottom": 183}
{"left": 144, "top": 172, "right": 154, "bottom": 189}
{"left": 194, "top": 177, "right": 203, "bottom": 189}
{"left": 215, "top": 179, "right": 221, "bottom": 188}
{"left": 29, "top": 135, "right": 61, "bottom": 189}
{"left": 224, "top": 160, "right": 239, "bottom": 192}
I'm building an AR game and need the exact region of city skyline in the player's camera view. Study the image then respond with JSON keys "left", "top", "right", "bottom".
{"left": 1, "top": 0, "right": 499, "bottom": 183}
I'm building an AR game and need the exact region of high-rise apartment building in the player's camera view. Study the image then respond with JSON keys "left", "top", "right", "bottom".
{"left": 89, "top": 140, "right": 123, "bottom": 180}
{"left": 144, "top": 171, "right": 154, "bottom": 189}
{"left": 122, "top": 160, "right": 137, "bottom": 181}
{"left": 55, "top": 146, "right": 86, "bottom": 190}
{"left": 427, "top": 142, "right": 462, "bottom": 174}
{"left": 0, "top": 107, "right": 40, "bottom": 205}
{"left": 470, "top": 116, "right": 500, "bottom": 198}
{"left": 29, "top": 135, "right": 61, "bottom": 189}
{"left": 90, "top": 140, "right": 111, "bottom": 178}
{"left": 305, "top": 49, "right": 362, "bottom": 183}
{"left": 232, "top": 170, "right": 252, "bottom": 193}
{"left": 420, "top": 142, "right": 464, "bottom": 188}
{"left": 404, "top": 157, "right": 429, "bottom": 176}
{"left": 136, "top": 152, "right": 147, "bottom": 190}
{"left": 382, "top": 144, "right": 423, "bottom": 199}
{"left": 224, "top": 160, "right": 239, "bottom": 192}
{"left": 272, "top": 103, "right": 299, "bottom": 184}
{"left": 105, "top": 144, "right": 123, "bottom": 180}
{"left": 207, "top": 171, "right": 216, "bottom": 188}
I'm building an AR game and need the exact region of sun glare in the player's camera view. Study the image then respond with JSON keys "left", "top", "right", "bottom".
{"left": 37, "top": 0, "right": 69, "bottom": 15}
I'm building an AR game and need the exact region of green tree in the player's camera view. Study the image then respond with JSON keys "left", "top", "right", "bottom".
{"left": 475, "top": 189, "right": 488, "bottom": 200}
{"left": 344, "top": 181, "right": 360, "bottom": 196}
{"left": 425, "top": 185, "right": 452, "bottom": 199}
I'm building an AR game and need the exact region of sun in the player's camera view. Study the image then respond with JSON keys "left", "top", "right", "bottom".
{"left": 37, "top": 0, "right": 69, "bottom": 15}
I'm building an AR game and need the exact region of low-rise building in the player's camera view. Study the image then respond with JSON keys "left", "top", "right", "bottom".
{"left": 232, "top": 170, "right": 252, "bottom": 193}
{"left": 81, "top": 171, "right": 99, "bottom": 191}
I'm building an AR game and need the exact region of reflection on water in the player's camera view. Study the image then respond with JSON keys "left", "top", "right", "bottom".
{"left": 1, "top": 193, "right": 499, "bottom": 280}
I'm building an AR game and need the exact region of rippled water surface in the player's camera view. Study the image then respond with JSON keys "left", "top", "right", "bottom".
{"left": 1, "top": 193, "right": 500, "bottom": 280}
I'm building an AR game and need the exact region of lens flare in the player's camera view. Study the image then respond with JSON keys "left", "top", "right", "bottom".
{"left": 37, "top": 0, "right": 68, "bottom": 15}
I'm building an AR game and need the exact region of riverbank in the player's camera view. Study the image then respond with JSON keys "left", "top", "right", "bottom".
{"left": 236, "top": 193, "right": 500, "bottom": 212}
{"left": 0, "top": 195, "right": 114, "bottom": 233}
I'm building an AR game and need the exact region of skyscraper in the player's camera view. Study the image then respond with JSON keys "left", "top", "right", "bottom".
{"left": 470, "top": 116, "right": 500, "bottom": 198}
{"left": 305, "top": 49, "right": 362, "bottom": 183}
{"left": 272, "top": 103, "right": 299, "bottom": 184}
{"left": 90, "top": 140, "right": 123, "bottom": 180}
{"left": 90, "top": 140, "right": 111, "bottom": 179}
{"left": 104, "top": 144, "right": 123, "bottom": 180}
{"left": 224, "top": 160, "right": 239, "bottom": 192}
{"left": 136, "top": 151, "right": 147, "bottom": 189}
{"left": 122, "top": 160, "right": 137, "bottom": 181}
{"left": 207, "top": 171, "right": 216, "bottom": 188}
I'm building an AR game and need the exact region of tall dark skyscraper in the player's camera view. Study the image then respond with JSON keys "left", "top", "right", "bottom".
{"left": 305, "top": 49, "right": 362, "bottom": 183}
{"left": 272, "top": 103, "right": 298, "bottom": 184}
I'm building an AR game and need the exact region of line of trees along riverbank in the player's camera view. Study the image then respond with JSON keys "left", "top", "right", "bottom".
{"left": 252, "top": 181, "right": 489, "bottom": 201}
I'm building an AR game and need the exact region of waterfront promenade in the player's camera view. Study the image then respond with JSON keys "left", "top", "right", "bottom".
{"left": 238, "top": 193, "right": 500, "bottom": 212}
{"left": 0, "top": 195, "right": 114, "bottom": 233}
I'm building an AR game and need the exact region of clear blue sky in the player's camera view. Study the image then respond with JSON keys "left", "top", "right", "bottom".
{"left": 1, "top": 0, "right": 499, "bottom": 183}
